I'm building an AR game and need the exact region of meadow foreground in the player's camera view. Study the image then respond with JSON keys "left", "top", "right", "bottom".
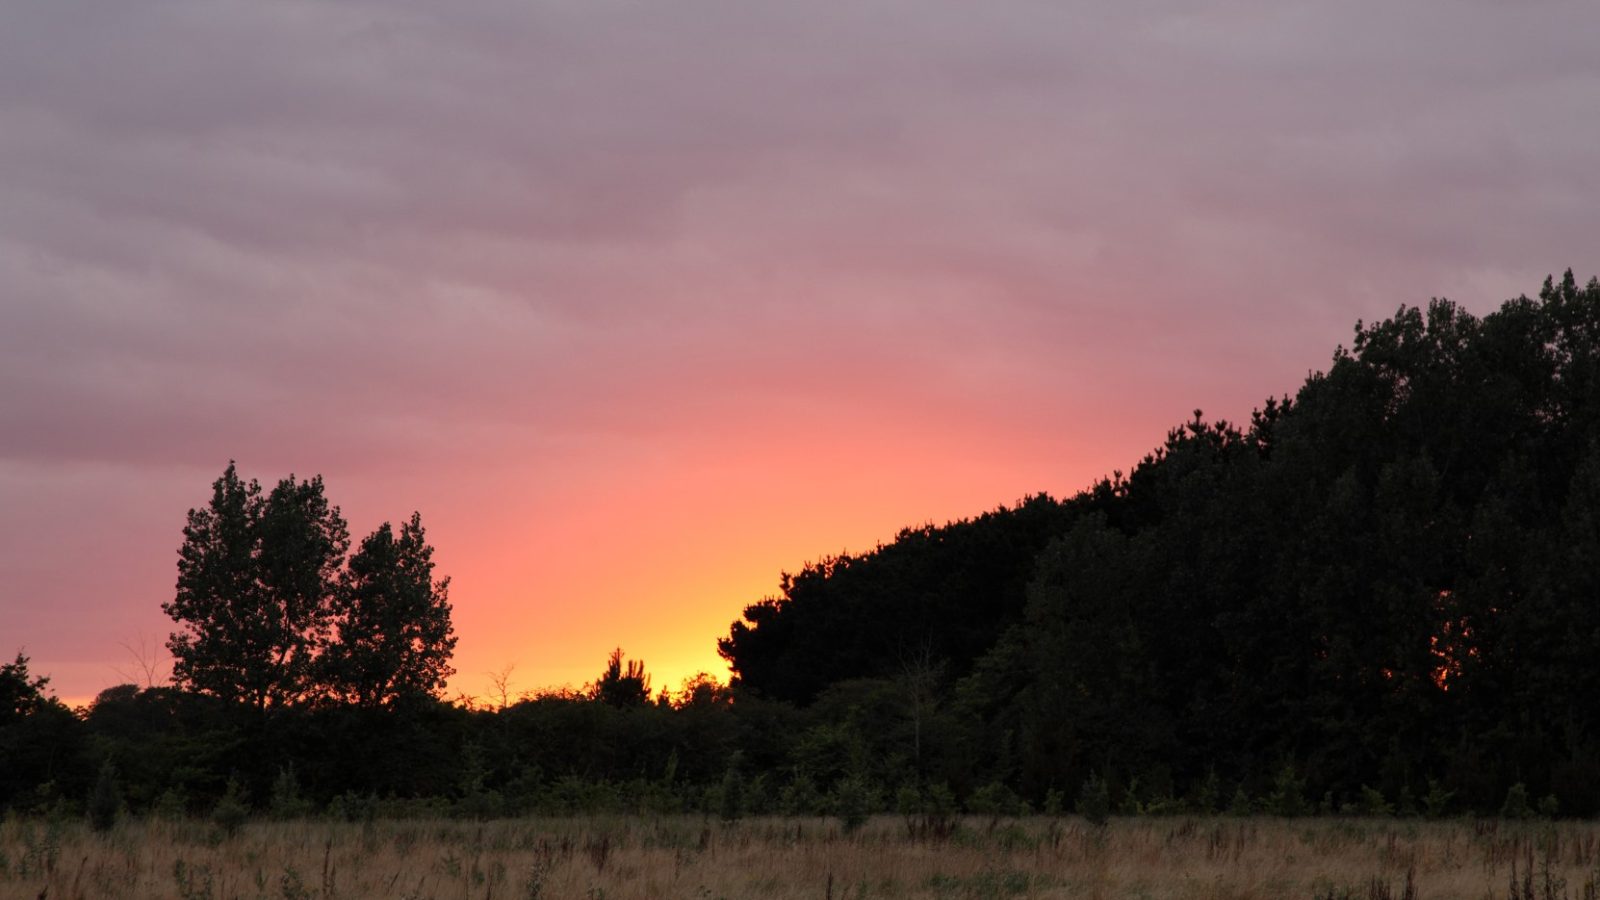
{"left": 3, "top": 814, "right": 1599, "bottom": 900}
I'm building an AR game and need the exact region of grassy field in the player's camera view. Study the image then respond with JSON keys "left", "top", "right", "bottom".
{"left": 4, "top": 814, "right": 1599, "bottom": 899}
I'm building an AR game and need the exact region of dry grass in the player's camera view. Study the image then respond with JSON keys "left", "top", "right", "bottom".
{"left": 4, "top": 814, "right": 1600, "bottom": 899}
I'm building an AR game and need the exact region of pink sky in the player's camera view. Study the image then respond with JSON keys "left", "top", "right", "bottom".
{"left": 3, "top": 1, "right": 1598, "bottom": 704}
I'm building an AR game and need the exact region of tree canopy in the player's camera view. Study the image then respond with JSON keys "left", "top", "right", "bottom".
{"left": 323, "top": 512, "right": 457, "bottom": 707}
{"left": 164, "top": 464, "right": 349, "bottom": 709}
{"left": 163, "top": 464, "right": 455, "bottom": 711}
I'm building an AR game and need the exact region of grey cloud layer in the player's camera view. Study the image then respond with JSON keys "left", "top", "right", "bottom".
{"left": 3, "top": 0, "right": 1599, "bottom": 471}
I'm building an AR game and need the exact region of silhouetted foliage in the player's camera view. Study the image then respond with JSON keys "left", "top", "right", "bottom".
{"left": 593, "top": 648, "right": 650, "bottom": 708}
{"left": 323, "top": 513, "right": 457, "bottom": 707}
{"left": 0, "top": 653, "right": 83, "bottom": 811}
{"left": 165, "top": 464, "right": 348, "bottom": 710}
{"left": 10, "top": 274, "right": 1600, "bottom": 822}
{"left": 718, "top": 494, "right": 1080, "bottom": 704}
{"left": 88, "top": 760, "right": 121, "bottom": 831}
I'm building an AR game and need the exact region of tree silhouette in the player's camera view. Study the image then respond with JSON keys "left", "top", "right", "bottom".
{"left": 323, "top": 513, "right": 457, "bottom": 707}
{"left": 594, "top": 648, "right": 650, "bottom": 708}
{"left": 164, "top": 463, "right": 348, "bottom": 710}
{"left": 0, "top": 653, "right": 51, "bottom": 724}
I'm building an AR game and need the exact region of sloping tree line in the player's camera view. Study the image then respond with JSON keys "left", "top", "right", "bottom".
{"left": 6, "top": 273, "right": 1600, "bottom": 825}
{"left": 723, "top": 271, "right": 1600, "bottom": 815}
{"left": 164, "top": 463, "right": 456, "bottom": 710}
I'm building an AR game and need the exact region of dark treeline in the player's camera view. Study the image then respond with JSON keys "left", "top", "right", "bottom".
{"left": 6, "top": 272, "right": 1600, "bottom": 827}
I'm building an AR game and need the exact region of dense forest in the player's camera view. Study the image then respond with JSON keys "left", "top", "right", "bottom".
{"left": 7, "top": 272, "right": 1600, "bottom": 827}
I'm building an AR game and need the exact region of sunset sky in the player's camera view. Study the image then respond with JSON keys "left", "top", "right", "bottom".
{"left": 3, "top": 1, "right": 1598, "bottom": 706}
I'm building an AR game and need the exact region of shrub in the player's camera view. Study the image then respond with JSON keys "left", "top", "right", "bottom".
{"left": 212, "top": 777, "right": 249, "bottom": 838}
{"left": 269, "top": 766, "right": 313, "bottom": 820}
{"left": 1190, "top": 769, "right": 1221, "bottom": 815}
{"left": 968, "top": 780, "right": 1027, "bottom": 831}
{"left": 716, "top": 766, "right": 745, "bottom": 822}
{"left": 88, "top": 761, "right": 121, "bottom": 832}
{"left": 1538, "top": 793, "right": 1560, "bottom": 818}
{"left": 1500, "top": 782, "right": 1533, "bottom": 820}
{"left": 899, "top": 783, "right": 958, "bottom": 839}
{"left": 1076, "top": 772, "right": 1111, "bottom": 826}
{"left": 1264, "top": 764, "right": 1308, "bottom": 817}
{"left": 1358, "top": 785, "right": 1393, "bottom": 817}
{"left": 327, "top": 791, "right": 377, "bottom": 823}
{"left": 153, "top": 788, "right": 189, "bottom": 821}
{"left": 1227, "top": 787, "right": 1253, "bottom": 817}
{"left": 779, "top": 773, "right": 824, "bottom": 817}
{"left": 1422, "top": 778, "right": 1454, "bottom": 818}
{"left": 831, "top": 774, "right": 877, "bottom": 833}
{"left": 1042, "top": 788, "right": 1065, "bottom": 817}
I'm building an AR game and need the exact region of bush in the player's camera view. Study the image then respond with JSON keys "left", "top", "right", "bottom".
{"left": 1227, "top": 787, "right": 1253, "bottom": 816}
{"left": 326, "top": 791, "right": 377, "bottom": 823}
{"left": 1263, "top": 764, "right": 1308, "bottom": 817}
{"left": 1117, "top": 777, "right": 1143, "bottom": 816}
{"left": 968, "top": 780, "right": 1027, "bottom": 831}
{"left": 212, "top": 777, "right": 249, "bottom": 837}
{"left": 1396, "top": 784, "right": 1418, "bottom": 817}
{"left": 87, "top": 761, "right": 121, "bottom": 832}
{"left": 1357, "top": 785, "right": 1393, "bottom": 817}
{"left": 968, "top": 780, "right": 1026, "bottom": 818}
{"left": 780, "top": 773, "right": 824, "bottom": 817}
{"left": 898, "top": 784, "right": 957, "bottom": 839}
{"left": 269, "top": 766, "right": 313, "bottom": 820}
{"left": 1422, "top": 778, "right": 1454, "bottom": 818}
{"left": 1042, "top": 788, "right": 1065, "bottom": 817}
{"left": 831, "top": 774, "right": 877, "bottom": 833}
{"left": 153, "top": 788, "right": 188, "bottom": 821}
{"left": 1076, "top": 772, "right": 1111, "bottom": 826}
{"left": 1538, "top": 793, "right": 1560, "bottom": 818}
{"left": 716, "top": 766, "right": 745, "bottom": 822}
{"left": 1190, "top": 770, "right": 1221, "bottom": 815}
{"left": 1500, "top": 782, "right": 1533, "bottom": 820}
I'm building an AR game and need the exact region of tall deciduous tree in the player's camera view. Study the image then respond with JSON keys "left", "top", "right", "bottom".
{"left": 164, "top": 463, "right": 348, "bottom": 710}
{"left": 324, "top": 513, "right": 457, "bottom": 706}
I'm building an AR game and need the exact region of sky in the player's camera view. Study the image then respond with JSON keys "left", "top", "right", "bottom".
{"left": 3, "top": 1, "right": 1599, "bottom": 706}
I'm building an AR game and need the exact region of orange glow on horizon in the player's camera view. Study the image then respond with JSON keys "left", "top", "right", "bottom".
{"left": 421, "top": 414, "right": 1144, "bottom": 707}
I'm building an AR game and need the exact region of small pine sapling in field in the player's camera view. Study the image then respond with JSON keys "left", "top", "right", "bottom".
{"left": 1190, "top": 769, "right": 1221, "bottom": 815}
{"left": 153, "top": 788, "right": 189, "bottom": 821}
{"left": 1227, "top": 786, "right": 1253, "bottom": 817}
{"left": 212, "top": 777, "right": 249, "bottom": 837}
{"left": 87, "top": 761, "right": 122, "bottom": 832}
{"left": 911, "top": 782, "right": 958, "bottom": 840}
{"left": 1117, "top": 776, "right": 1143, "bottom": 816}
{"left": 270, "top": 765, "right": 313, "bottom": 820}
{"left": 743, "top": 773, "right": 772, "bottom": 815}
{"left": 1076, "top": 772, "right": 1111, "bottom": 827}
{"left": 716, "top": 765, "right": 745, "bottom": 822}
{"left": 780, "top": 772, "right": 823, "bottom": 817}
{"left": 1500, "top": 782, "right": 1534, "bottom": 820}
{"left": 1422, "top": 778, "right": 1454, "bottom": 818}
{"left": 1538, "top": 793, "right": 1560, "bottom": 818}
{"left": 1397, "top": 784, "right": 1419, "bottom": 817}
{"left": 895, "top": 784, "right": 920, "bottom": 836}
{"left": 1264, "top": 763, "right": 1308, "bottom": 817}
{"left": 830, "top": 774, "right": 876, "bottom": 834}
{"left": 1358, "top": 785, "right": 1394, "bottom": 817}
{"left": 1043, "top": 788, "right": 1065, "bottom": 817}
{"left": 898, "top": 782, "right": 958, "bottom": 840}
{"left": 968, "top": 780, "right": 1027, "bottom": 832}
